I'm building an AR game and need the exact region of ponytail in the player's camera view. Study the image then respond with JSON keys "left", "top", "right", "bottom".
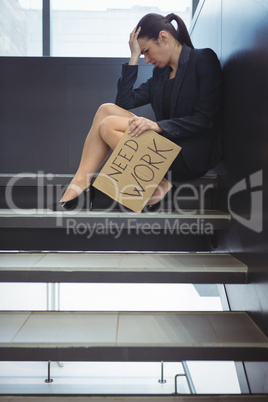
{"left": 164, "top": 13, "right": 194, "bottom": 49}
{"left": 137, "top": 13, "right": 194, "bottom": 49}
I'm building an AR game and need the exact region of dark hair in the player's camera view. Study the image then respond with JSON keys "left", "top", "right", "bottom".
{"left": 137, "top": 13, "right": 194, "bottom": 49}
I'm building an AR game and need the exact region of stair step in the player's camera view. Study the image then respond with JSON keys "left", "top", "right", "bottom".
{"left": 0, "top": 209, "right": 230, "bottom": 251}
{"left": 1, "top": 311, "right": 267, "bottom": 362}
{"left": 1, "top": 174, "right": 219, "bottom": 210}
{"left": 0, "top": 173, "right": 219, "bottom": 187}
{"left": 0, "top": 209, "right": 230, "bottom": 230}
{"left": 0, "top": 252, "right": 247, "bottom": 284}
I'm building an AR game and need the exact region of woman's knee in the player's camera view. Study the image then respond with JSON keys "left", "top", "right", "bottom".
{"left": 92, "top": 103, "right": 114, "bottom": 126}
{"left": 99, "top": 116, "right": 118, "bottom": 141}
{"left": 95, "top": 103, "right": 120, "bottom": 121}
{"left": 97, "top": 103, "right": 115, "bottom": 114}
{"left": 99, "top": 115, "right": 128, "bottom": 147}
{"left": 95, "top": 103, "right": 133, "bottom": 121}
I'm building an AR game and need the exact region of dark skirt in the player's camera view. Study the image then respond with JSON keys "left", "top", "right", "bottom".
{"left": 167, "top": 153, "right": 207, "bottom": 183}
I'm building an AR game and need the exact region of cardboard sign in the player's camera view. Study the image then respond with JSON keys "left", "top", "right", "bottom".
{"left": 93, "top": 128, "right": 181, "bottom": 213}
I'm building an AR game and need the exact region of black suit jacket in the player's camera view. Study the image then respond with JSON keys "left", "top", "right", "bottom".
{"left": 115, "top": 44, "right": 223, "bottom": 174}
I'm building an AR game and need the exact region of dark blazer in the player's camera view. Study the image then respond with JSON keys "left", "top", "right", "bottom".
{"left": 115, "top": 44, "right": 223, "bottom": 174}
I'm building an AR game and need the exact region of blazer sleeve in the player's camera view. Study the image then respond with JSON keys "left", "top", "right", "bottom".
{"left": 157, "top": 49, "right": 222, "bottom": 140}
{"left": 115, "top": 63, "right": 151, "bottom": 109}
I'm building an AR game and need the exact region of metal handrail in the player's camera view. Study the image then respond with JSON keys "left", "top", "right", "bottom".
{"left": 174, "top": 361, "right": 196, "bottom": 394}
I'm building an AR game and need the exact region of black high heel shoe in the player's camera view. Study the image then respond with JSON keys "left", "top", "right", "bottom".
{"left": 89, "top": 186, "right": 95, "bottom": 210}
{"left": 51, "top": 185, "right": 95, "bottom": 211}
{"left": 143, "top": 186, "right": 175, "bottom": 213}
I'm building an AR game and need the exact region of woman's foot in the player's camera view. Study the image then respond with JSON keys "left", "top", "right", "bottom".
{"left": 60, "top": 177, "right": 89, "bottom": 203}
{"left": 146, "top": 178, "right": 172, "bottom": 206}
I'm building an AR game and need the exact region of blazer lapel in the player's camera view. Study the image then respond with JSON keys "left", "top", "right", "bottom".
{"left": 170, "top": 44, "right": 191, "bottom": 117}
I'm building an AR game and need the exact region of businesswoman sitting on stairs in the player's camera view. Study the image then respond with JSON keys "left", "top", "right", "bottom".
{"left": 57, "top": 12, "right": 222, "bottom": 211}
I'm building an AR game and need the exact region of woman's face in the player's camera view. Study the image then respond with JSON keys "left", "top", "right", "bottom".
{"left": 138, "top": 35, "right": 170, "bottom": 68}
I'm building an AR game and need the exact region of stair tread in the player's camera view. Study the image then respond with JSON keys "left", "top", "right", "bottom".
{"left": 0, "top": 209, "right": 230, "bottom": 230}
{"left": 0, "top": 252, "right": 247, "bottom": 284}
{"left": 1, "top": 311, "right": 267, "bottom": 346}
{"left": 0, "top": 252, "right": 247, "bottom": 273}
{"left": 1, "top": 312, "right": 267, "bottom": 361}
{"left": 0, "top": 208, "right": 229, "bottom": 217}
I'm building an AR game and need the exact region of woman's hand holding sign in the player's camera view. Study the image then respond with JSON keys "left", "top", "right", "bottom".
{"left": 128, "top": 116, "right": 163, "bottom": 137}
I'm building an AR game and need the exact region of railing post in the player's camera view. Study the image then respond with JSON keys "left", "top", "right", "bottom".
{"left": 158, "top": 360, "right": 167, "bottom": 384}
{"left": 174, "top": 373, "right": 184, "bottom": 394}
{"left": 45, "top": 360, "right": 53, "bottom": 383}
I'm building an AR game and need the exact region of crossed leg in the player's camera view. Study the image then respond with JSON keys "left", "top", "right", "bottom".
{"left": 60, "top": 103, "right": 172, "bottom": 206}
{"left": 60, "top": 103, "right": 133, "bottom": 202}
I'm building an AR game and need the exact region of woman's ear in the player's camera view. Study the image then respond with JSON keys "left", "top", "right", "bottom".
{"left": 158, "top": 30, "right": 168, "bottom": 43}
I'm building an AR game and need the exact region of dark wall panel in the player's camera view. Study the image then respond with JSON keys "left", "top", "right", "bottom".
{"left": 192, "top": 0, "right": 268, "bottom": 390}
{"left": 0, "top": 57, "right": 153, "bottom": 174}
{"left": 193, "top": 0, "right": 268, "bottom": 330}
{"left": 219, "top": 0, "right": 268, "bottom": 332}
{"left": 67, "top": 61, "right": 120, "bottom": 174}
{"left": 0, "top": 60, "right": 69, "bottom": 173}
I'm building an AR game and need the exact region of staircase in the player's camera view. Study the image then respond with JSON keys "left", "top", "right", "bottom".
{"left": 0, "top": 173, "right": 268, "bottom": 397}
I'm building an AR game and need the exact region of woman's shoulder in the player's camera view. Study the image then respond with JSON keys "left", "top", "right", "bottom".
{"left": 190, "top": 47, "right": 222, "bottom": 79}
{"left": 189, "top": 47, "right": 221, "bottom": 73}
{"left": 178, "top": 44, "right": 219, "bottom": 68}
{"left": 191, "top": 47, "right": 220, "bottom": 62}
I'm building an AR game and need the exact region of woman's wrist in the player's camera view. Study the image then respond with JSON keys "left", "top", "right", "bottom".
{"left": 154, "top": 123, "right": 163, "bottom": 133}
{"left": 129, "top": 55, "right": 140, "bottom": 65}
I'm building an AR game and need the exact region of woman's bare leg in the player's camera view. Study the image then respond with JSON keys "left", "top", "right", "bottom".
{"left": 98, "top": 115, "right": 173, "bottom": 206}
{"left": 60, "top": 103, "right": 172, "bottom": 206}
{"left": 99, "top": 116, "right": 173, "bottom": 205}
{"left": 60, "top": 104, "right": 134, "bottom": 202}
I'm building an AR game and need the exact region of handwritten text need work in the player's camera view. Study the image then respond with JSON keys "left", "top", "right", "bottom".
{"left": 106, "top": 137, "right": 175, "bottom": 197}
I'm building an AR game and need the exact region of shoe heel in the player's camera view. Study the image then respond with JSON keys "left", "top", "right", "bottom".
{"left": 90, "top": 186, "right": 95, "bottom": 211}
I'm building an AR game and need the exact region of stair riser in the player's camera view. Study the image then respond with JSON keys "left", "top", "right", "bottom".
{"left": 1, "top": 183, "right": 217, "bottom": 211}
{"left": 1, "top": 346, "right": 267, "bottom": 362}
{"left": 0, "top": 228, "right": 212, "bottom": 252}
{"left": 0, "top": 270, "right": 247, "bottom": 284}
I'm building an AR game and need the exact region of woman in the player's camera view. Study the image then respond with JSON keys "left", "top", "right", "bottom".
{"left": 58, "top": 13, "right": 222, "bottom": 211}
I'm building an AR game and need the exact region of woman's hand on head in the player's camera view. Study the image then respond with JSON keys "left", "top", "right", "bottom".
{"left": 128, "top": 116, "right": 163, "bottom": 137}
{"left": 129, "top": 27, "right": 141, "bottom": 65}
